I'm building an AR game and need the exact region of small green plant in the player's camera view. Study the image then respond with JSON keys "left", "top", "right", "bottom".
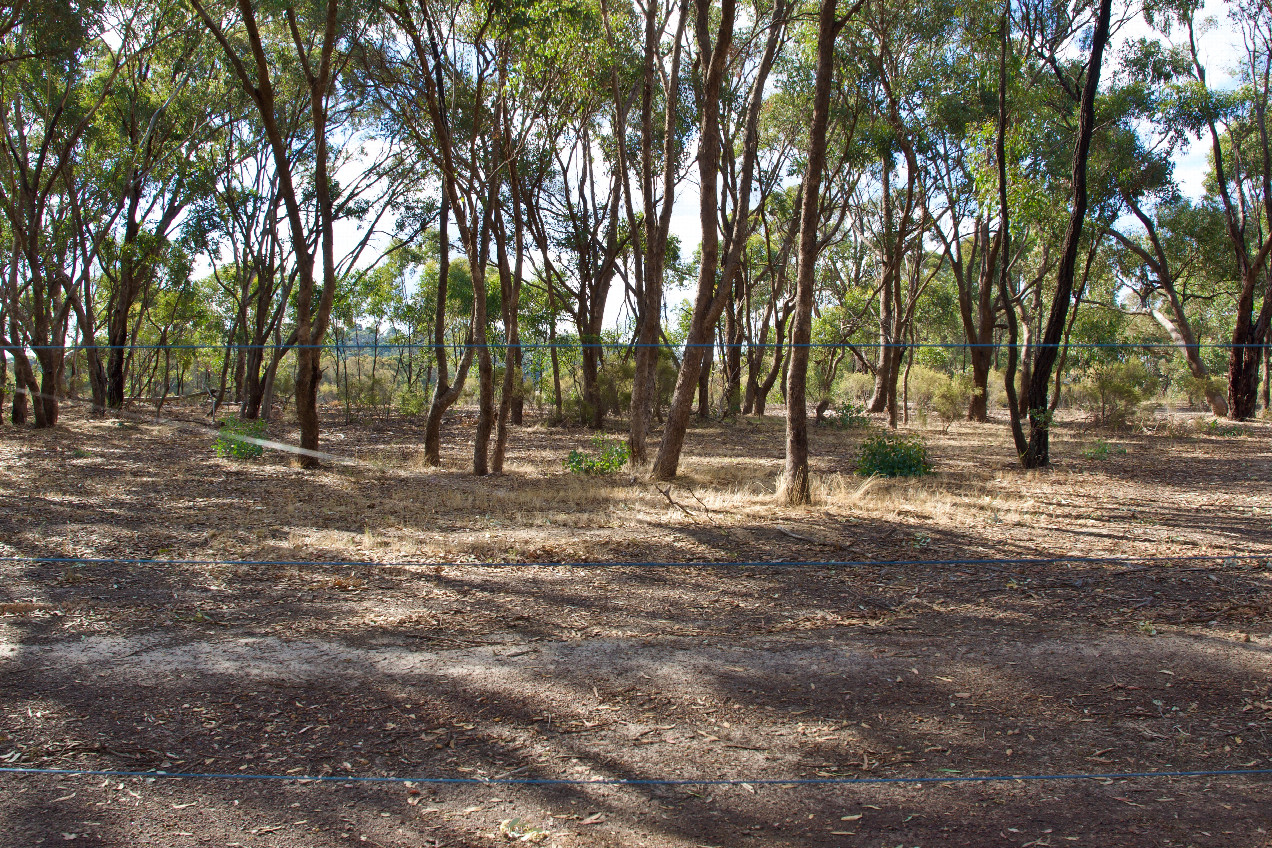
{"left": 212, "top": 417, "right": 269, "bottom": 460}
{"left": 71, "top": 448, "right": 91, "bottom": 458}
{"left": 855, "top": 432, "right": 932, "bottom": 478}
{"left": 1136, "top": 619, "right": 1157, "bottom": 637}
{"left": 397, "top": 388, "right": 428, "bottom": 417}
{"left": 564, "top": 435, "right": 630, "bottom": 475}
{"left": 1082, "top": 439, "right": 1127, "bottom": 460}
{"left": 830, "top": 400, "right": 870, "bottom": 429}
{"left": 1200, "top": 419, "right": 1246, "bottom": 438}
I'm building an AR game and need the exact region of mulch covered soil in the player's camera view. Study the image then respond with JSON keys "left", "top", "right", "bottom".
{"left": 0, "top": 406, "right": 1270, "bottom": 847}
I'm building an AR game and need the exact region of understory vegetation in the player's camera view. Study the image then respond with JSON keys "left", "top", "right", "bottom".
{"left": 0, "top": 0, "right": 1269, "bottom": 492}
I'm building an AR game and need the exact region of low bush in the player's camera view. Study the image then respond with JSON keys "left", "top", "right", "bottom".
{"left": 838, "top": 371, "right": 875, "bottom": 405}
{"left": 906, "top": 366, "right": 945, "bottom": 415}
{"left": 564, "top": 435, "right": 630, "bottom": 475}
{"left": 213, "top": 417, "right": 269, "bottom": 460}
{"left": 398, "top": 388, "right": 428, "bottom": 417}
{"left": 1199, "top": 419, "right": 1246, "bottom": 438}
{"left": 1073, "top": 360, "right": 1157, "bottom": 427}
{"left": 1082, "top": 439, "right": 1127, "bottom": 460}
{"left": 855, "top": 432, "right": 932, "bottom": 478}
{"left": 829, "top": 400, "right": 871, "bottom": 429}
{"left": 932, "top": 374, "right": 978, "bottom": 431}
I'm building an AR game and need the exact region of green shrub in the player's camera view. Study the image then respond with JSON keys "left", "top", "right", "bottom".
{"left": 838, "top": 371, "right": 875, "bottom": 405}
{"left": 564, "top": 435, "right": 630, "bottom": 475}
{"left": 398, "top": 388, "right": 428, "bottom": 417}
{"left": 829, "top": 400, "right": 870, "bottom": 429}
{"left": 1073, "top": 361, "right": 1157, "bottom": 427}
{"left": 855, "top": 432, "right": 932, "bottom": 478}
{"left": 932, "top": 374, "right": 978, "bottom": 431}
{"left": 906, "top": 366, "right": 945, "bottom": 415}
{"left": 1082, "top": 439, "right": 1127, "bottom": 460}
{"left": 1199, "top": 419, "right": 1246, "bottom": 437}
{"left": 213, "top": 417, "right": 269, "bottom": 460}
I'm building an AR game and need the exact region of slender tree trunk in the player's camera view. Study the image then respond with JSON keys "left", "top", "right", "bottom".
{"left": 1021, "top": 0, "right": 1113, "bottom": 466}
{"left": 996, "top": 1, "right": 1027, "bottom": 458}
{"left": 651, "top": 0, "right": 741, "bottom": 480}
{"left": 423, "top": 193, "right": 472, "bottom": 465}
{"left": 781, "top": 0, "right": 839, "bottom": 505}
{"left": 698, "top": 330, "right": 714, "bottom": 419}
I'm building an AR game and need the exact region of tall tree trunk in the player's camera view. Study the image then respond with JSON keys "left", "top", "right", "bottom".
{"left": 781, "top": 0, "right": 839, "bottom": 506}
{"left": 1020, "top": 0, "right": 1112, "bottom": 467}
{"left": 652, "top": 0, "right": 786, "bottom": 479}
{"left": 423, "top": 193, "right": 472, "bottom": 465}
{"left": 997, "top": 2, "right": 1027, "bottom": 458}
{"left": 628, "top": 0, "right": 686, "bottom": 464}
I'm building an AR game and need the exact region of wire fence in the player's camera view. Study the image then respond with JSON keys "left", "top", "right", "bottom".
{"left": 1, "top": 557, "right": 1268, "bottom": 793}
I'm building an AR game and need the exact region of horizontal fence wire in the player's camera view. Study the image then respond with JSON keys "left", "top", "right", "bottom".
{"left": 8, "top": 341, "right": 1272, "bottom": 352}
{"left": 1, "top": 554, "right": 1268, "bottom": 570}
{"left": 2, "top": 765, "right": 1270, "bottom": 787}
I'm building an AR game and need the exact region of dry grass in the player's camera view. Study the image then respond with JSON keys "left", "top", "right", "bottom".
{"left": 0, "top": 403, "right": 1269, "bottom": 568}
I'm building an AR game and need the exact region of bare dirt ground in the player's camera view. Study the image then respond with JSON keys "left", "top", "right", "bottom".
{"left": 1, "top": 404, "right": 1270, "bottom": 848}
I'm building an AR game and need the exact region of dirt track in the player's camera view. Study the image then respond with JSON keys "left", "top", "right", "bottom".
{"left": 1, "top": 409, "right": 1270, "bottom": 846}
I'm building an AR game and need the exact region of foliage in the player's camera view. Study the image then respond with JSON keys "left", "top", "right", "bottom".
{"left": 906, "top": 367, "right": 945, "bottom": 417}
{"left": 1199, "top": 419, "right": 1246, "bottom": 438}
{"left": 564, "top": 435, "right": 630, "bottom": 475}
{"left": 1082, "top": 439, "right": 1127, "bottom": 460}
{"left": 212, "top": 417, "right": 268, "bottom": 460}
{"left": 838, "top": 372, "right": 875, "bottom": 405}
{"left": 828, "top": 400, "right": 870, "bottom": 429}
{"left": 398, "top": 388, "right": 428, "bottom": 417}
{"left": 855, "top": 432, "right": 932, "bottom": 478}
{"left": 1072, "top": 361, "right": 1158, "bottom": 427}
{"left": 932, "top": 374, "right": 978, "bottom": 431}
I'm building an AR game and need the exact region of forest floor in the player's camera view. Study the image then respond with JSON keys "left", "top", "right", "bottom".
{"left": 0, "top": 403, "right": 1270, "bottom": 848}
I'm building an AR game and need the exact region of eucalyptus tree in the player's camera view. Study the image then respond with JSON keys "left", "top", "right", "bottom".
{"left": 605, "top": 0, "right": 690, "bottom": 462}
{"left": 188, "top": 0, "right": 353, "bottom": 461}
{"left": 190, "top": 0, "right": 406, "bottom": 459}
{"left": 994, "top": 0, "right": 1115, "bottom": 467}
{"left": 1158, "top": 0, "right": 1272, "bottom": 419}
{"left": 741, "top": 185, "right": 798, "bottom": 415}
{"left": 780, "top": 0, "right": 850, "bottom": 505}
{"left": 1099, "top": 63, "right": 1231, "bottom": 417}
{"left": 651, "top": 0, "right": 792, "bottom": 481}
{"left": 377, "top": 0, "right": 594, "bottom": 473}
{"left": 0, "top": 0, "right": 143, "bottom": 427}
{"left": 186, "top": 121, "right": 298, "bottom": 417}
{"left": 922, "top": 0, "right": 1018, "bottom": 422}
{"left": 85, "top": 9, "right": 233, "bottom": 413}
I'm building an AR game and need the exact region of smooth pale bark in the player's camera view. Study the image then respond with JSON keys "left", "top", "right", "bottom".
{"left": 781, "top": 0, "right": 840, "bottom": 505}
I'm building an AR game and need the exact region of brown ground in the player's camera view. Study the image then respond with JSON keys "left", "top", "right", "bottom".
{"left": 0, "top": 404, "right": 1270, "bottom": 848}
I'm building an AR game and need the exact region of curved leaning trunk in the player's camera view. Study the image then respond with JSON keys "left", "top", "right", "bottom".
{"left": 1150, "top": 308, "right": 1227, "bottom": 416}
